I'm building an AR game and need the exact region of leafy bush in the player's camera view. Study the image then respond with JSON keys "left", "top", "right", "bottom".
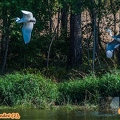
{"left": 0, "top": 72, "right": 58, "bottom": 109}
{"left": 58, "top": 75, "right": 99, "bottom": 104}
{"left": 0, "top": 70, "right": 120, "bottom": 108}
{"left": 98, "top": 71, "right": 120, "bottom": 97}
{"left": 58, "top": 81, "right": 82, "bottom": 104}
{"left": 58, "top": 70, "right": 120, "bottom": 104}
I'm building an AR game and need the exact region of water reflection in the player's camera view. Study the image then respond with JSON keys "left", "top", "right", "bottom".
{"left": 0, "top": 108, "right": 119, "bottom": 120}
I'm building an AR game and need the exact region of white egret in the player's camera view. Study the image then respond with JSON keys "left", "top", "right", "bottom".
{"left": 15, "top": 10, "right": 36, "bottom": 44}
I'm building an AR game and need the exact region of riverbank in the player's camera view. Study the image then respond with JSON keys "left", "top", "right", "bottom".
{"left": 0, "top": 69, "right": 120, "bottom": 109}
{"left": 0, "top": 104, "right": 98, "bottom": 111}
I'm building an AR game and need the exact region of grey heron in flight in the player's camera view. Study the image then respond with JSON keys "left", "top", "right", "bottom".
{"left": 106, "top": 29, "right": 120, "bottom": 58}
{"left": 15, "top": 10, "right": 36, "bottom": 44}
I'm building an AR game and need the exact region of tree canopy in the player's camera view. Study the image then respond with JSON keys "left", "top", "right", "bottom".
{"left": 0, "top": 0, "right": 120, "bottom": 79}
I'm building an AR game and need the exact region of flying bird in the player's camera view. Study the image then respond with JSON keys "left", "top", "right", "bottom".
{"left": 106, "top": 29, "right": 120, "bottom": 58}
{"left": 15, "top": 10, "right": 36, "bottom": 44}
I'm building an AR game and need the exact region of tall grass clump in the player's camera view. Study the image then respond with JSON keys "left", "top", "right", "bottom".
{"left": 58, "top": 80, "right": 85, "bottom": 104}
{"left": 0, "top": 69, "right": 120, "bottom": 109}
{"left": 58, "top": 74, "right": 99, "bottom": 105}
{"left": 57, "top": 70, "right": 120, "bottom": 105}
{"left": 98, "top": 70, "right": 120, "bottom": 97}
{"left": 0, "top": 72, "right": 58, "bottom": 109}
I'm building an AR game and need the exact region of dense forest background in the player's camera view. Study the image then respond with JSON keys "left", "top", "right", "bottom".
{"left": 0, "top": 0, "right": 120, "bottom": 80}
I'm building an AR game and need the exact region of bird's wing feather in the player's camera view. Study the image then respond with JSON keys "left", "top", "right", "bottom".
{"left": 22, "top": 22, "right": 34, "bottom": 44}
{"left": 112, "top": 36, "right": 120, "bottom": 42}
{"left": 106, "top": 40, "right": 120, "bottom": 58}
{"left": 112, "top": 36, "right": 118, "bottom": 40}
{"left": 21, "top": 10, "right": 33, "bottom": 19}
{"left": 106, "top": 40, "right": 120, "bottom": 51}
{"left": 21, "top": 10, "right": 31, "bottom": 14}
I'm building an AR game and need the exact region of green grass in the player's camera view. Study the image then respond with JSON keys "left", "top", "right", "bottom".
{"left": 58, "top": 70, "right": 120, "bottom": 105}
{"left": 0, "top": 72, "right": 58, "bottom": 109}
{"left": 0, "top": 70, "right": 120, "bottom": 109}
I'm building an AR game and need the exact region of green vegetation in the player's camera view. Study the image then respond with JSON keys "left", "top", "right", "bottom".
{"left": 0, "top": 0, "right": 120, "bottom": 110}
{"left": 0, "top": 70, "right": 120, "bottom": 109}
{"left": 0, "top": 0, "right": 120, "bottom": 74}
{"left": 0, "top": 72, "right": 58, "bottom": 109}
{"left": 58, "top": 70, "right": 120, "bottom": 105}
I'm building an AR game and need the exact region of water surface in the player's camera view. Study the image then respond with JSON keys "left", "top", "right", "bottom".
{"left": 0, "top": 108, "right": 120, "bottom": 120}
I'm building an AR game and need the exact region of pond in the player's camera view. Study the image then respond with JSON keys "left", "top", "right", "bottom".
{"left": 0, "top": 108, "right": 120, "bottom": 120}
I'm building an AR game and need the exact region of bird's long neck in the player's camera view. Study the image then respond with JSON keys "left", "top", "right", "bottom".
{"left": 16, "top": 18, "right": 28, "bottom": 23}
{"left": 16, "top": 18, "right": 24, "bottom": 23}
{"left": 109, "top": 31, "right": 113, "bottom": 37}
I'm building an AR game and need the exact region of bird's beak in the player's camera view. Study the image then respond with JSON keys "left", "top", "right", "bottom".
{"left": 11, "top": 18, "right": 14, "bottom": 20}
{"left": 12, "top": 18, "right": 17, "bottom": 20}
{"left": 104, "top": 29, "right": 108, "bottom": 32}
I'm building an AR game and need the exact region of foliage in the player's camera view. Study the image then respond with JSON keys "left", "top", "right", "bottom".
{"left": 58, "top": 70, "right": 120, "bottom": 105}
{"left": 98, "top": 71, "right": 120, "bottom": 96}
{"left": 0, "top": 70, "right": 120, "bottom": 108}
{"left": 58, "top": 75, "right": 98, "bottom": 104}
{"left": 0, "top": 0, "right": 120, "bottom": 75}
{"left": 0, "top": 72, "right": 58, "bottom": 109}
{"left": 0, "top": 0, "right": 120, "bottom": 109}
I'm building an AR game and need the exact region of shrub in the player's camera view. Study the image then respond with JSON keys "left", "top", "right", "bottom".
{"left": 58, "top": 75, "right": 99, "bottom": 104}
{"left": 1, "top": 70, "right": 120, "bottom": 108}
{"left": 98, "top": 71, "right": 120, "bottom": 97}
{"left": 57, "top": 71, "right": 120, "bottom": 105}
{"left": 0, "top": 72, "right": 58, "bottom": 109}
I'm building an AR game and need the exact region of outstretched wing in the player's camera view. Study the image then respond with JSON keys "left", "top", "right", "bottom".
{"left": 106, "top": 40, "right": 120, "bottom": 58}
{"left": 112, "top": 35, "right": 120, "bottom": 42}
{"left": 22, "top": 22, "right": 34, "bottom": 44}
{"left": 21, "top": 10, "right": 33, "bottom": 20}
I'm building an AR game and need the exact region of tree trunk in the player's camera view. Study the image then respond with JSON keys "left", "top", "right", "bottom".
{"left": 1, "top": 36, "right": 9, "bottom": 73}
{"left": 90, "top": 0, "right": 97, "bottom": 71}
{"left": 61, "top": 2, "right": 68, "bottom": 38}
{"left": 110, "top": 0, "right": 116, "bottom": 34}
{"left": 1, "top": 6, "right": 10, "bottom": 73}
{"left": 92, "top": 12, "right": 97, "bottom": 71}
{"left": 68, "top": 10, "right": 82, "bottom": 67}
